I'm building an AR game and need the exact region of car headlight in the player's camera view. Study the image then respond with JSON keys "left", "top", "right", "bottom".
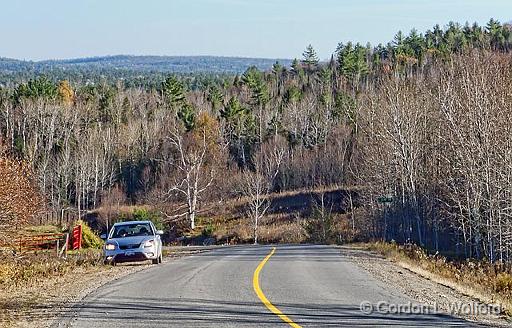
{"left": 144, "top": 240, "right": 155, "bottom": 248}
{"left": 105, "top": 243, "right": 116, "bottom": 251}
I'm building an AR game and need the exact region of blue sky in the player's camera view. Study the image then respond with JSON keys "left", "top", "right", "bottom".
{"left": 1, "top": 0, "right": 510, "bottom": 61}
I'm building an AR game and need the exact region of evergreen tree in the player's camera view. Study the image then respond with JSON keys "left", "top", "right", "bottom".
{"left": 405, "top": 29, "right": 426, "bottom": 61}
{"left": 302, "top": 44, "right": 319, "bottom": 67}
{"left": 13, "top": 76, "right": 57, "bottom": 104}
{"left": 487, "top": 18, "right": 505, "bottom": 50}
{"left": 272, "top": 61, "right": 285, "bottom": 96}
{"left": 178, "top": 103, "right": 196, "bottom": 132}
{"left": 242, "top": 66, "right": 269, "bottom": 107}
{"left": 98, "top": 85, "right": 116, "bottom": 123}
{"left": 241, "top": 66, "right": 269, "bottom": 142}
{"left": 337, "top": 42, "right": 369, "bottom": 82}
{"left": 207, "top": 85, "right": 223, "bottom": 113}
{"left": 221, "top": 96, "right": 246, "bottom": 121}
{"left": 161, "top": 75, "right": 186, "bottom": 110}
{"left": 272, "top": 61, "right": 284, "bottom": 76}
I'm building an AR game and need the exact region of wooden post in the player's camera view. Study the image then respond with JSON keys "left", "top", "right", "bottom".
{"left": 58, "top": 234, "right": 69, "bottom": 258}
{"left": 65, "top": 233, "right": 68, "bottom": 258}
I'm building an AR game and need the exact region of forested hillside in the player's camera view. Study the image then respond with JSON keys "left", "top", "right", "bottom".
{"left": 0, "top": 55, "right": 293, "bottom": 88}
{"left": 2, "top": 19, "right": 512, "bottom": 261}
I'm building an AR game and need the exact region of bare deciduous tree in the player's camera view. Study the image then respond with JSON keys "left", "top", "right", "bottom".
{"left": 243, "top": 136, "right": 286, "bottom": 244}
{"left": 163, "top": 113, "right": 222, "bottom": 229}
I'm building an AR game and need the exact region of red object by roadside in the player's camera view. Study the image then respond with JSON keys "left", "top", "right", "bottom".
{"left": 72, "top": 225, "right": 82, "bottom": 250}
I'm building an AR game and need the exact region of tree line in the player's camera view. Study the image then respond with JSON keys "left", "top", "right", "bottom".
{"left": 1, "top": 19, "right": 512, "bottom": 261}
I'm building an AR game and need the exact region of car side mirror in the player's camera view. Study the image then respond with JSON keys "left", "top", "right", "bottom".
{"left": 100, "top": 234, "right": 107, "bottom": 239}
{"left": 156, "top": 230, "right": 164, "bottom": 235}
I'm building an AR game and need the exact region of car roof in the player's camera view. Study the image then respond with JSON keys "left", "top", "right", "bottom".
{"left": 113, "top": 220, "right": 153, "bottom": 226}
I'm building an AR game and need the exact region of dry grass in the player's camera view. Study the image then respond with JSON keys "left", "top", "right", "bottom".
{"left": 19, "top": 225, "right": 62, "bottom": 236}
{"left": 208, "top": 214, "right": 308, "bottom": 244}
{"left": 0, "top": 253, "right": 152, "bottom": 328}
{"left": 0, "top": 245, "right": 212, "bottom": 328}
{"left": 200, "top": 204, "right": 360, "bottom": 245}
{"left": 0, "top": 250, "right": 102, "bottom": 288}
{"left": 364, "top": 241, "right": 512, "bottom": 315}
{"left": 0, "top": 249, "right": 105, "bottom": 327}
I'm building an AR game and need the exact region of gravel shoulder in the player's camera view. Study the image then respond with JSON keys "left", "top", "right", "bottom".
{"left": 344, "top": 245, "right": 512, "bottom": 327}
{"left": 0, "top": 248, "right": 211, "bottom": 328}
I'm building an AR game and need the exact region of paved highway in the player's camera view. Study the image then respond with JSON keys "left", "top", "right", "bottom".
{"left": 58, "top": 245, "right": 478, "bottom": 327}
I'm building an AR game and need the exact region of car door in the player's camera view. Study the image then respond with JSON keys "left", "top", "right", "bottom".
{"left": 150, "top": 222, "right": 162, "bottom": 255}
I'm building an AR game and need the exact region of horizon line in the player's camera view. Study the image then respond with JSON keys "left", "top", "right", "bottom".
{"left": 0, "top": 53, "right": 298, "bottom": 63}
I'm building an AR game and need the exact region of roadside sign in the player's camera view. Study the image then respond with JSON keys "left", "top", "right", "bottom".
{"left": 377, "top": 196, "right": 393, "bottom": 204}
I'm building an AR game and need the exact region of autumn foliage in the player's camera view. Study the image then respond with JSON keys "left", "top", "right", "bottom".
{"left": 57, "top": 80, "right": 75, "bottom": 106}
{"left": 0, "top": 158, "right": 43, "bottom": 240}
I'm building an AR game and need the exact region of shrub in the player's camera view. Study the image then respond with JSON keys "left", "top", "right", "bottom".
{"left": 74, "top": 220, "right": 103, "bottom": 249}
{"left": 303, "top": 206, "right": 336, "bottom": 244}
{"left": 496, "top": 273, "right": 512, "bottom": 294}
{"left": 202, "top": 223, "right": 214, "bottom": 237}
{"left": 131, "top": 208, "right": 164, "bottom": 230}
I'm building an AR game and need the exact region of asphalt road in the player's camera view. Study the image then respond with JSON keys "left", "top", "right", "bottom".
{"left": 58, "top": 245, "right": 479, "bottom": 327}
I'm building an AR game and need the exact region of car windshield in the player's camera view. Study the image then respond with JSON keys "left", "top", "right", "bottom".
{"left": 111, "top": 223, "right": 153, "bottom": 238}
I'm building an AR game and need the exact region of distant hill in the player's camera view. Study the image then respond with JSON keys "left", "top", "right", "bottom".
{"left": 0, "top": 55, "right": 293, "bottom": 75}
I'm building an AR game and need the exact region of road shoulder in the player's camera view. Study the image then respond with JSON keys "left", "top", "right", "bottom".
{"left": 344, "top": 245, "right": 511, "bottom": 327}
{"left": 0, "top": 248, "right": 212, "bottom": 328}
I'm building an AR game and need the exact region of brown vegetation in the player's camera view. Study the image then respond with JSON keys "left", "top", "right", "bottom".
{"left": 0, "top": 157, "right": 43, "bottom": 241}
{"left": 366, "top": 242, "right": 512, "bottom": 314}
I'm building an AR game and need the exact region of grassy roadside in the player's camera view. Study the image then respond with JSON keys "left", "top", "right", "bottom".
{"left": 0, "top": 250, "right": 102, "bottom": 287}
{"left": 362, "top": 241, "right": 512, "bottom": 316}
{"left": 0, "top": 245, "right": 215, "bottom": 328}
{"left": 0, "top": 249, "right": 109, "bottom": 327}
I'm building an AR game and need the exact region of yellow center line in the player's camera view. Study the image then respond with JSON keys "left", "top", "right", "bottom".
{"left": 252, "top": 247, "right": 302, "bottom": 328}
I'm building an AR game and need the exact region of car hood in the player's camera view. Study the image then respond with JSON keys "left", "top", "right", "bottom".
{"left": 108, "top": 236, "right": 153, "bottom": 246}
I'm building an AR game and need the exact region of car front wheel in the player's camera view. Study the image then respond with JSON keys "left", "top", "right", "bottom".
{"left": 104, "top": 258, "right": 116, "bottom": 266}
{"left": 152, "top": 254, "right": 160, "bottom": 265}
{"left": 152, "top": 251, "right": 162, "bottom": 265}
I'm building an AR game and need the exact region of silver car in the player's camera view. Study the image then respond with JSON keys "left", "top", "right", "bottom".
{"left": 101, "top": 220, "right": 163, "bottom": 265}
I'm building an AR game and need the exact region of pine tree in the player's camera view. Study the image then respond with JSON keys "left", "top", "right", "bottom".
{"left": 241, "top": 66, "right": 269, "bottom": 143}
{"left": 221, "top": 96, "right": 246, "bottom": 121}
{"left": 302, "top": 44, "right": 319, "bottom": 67}
{"left": 13, "top": 76, "right": 57, "bottom": 105}
{"left": 207, "top": 85, "right": 223, "bottom": 113}
{"left": 487, "top": 18, "right": 505, "bottom": 50}
{"left": 161, "top": 75, "right": 186, "bottom": 110}
{"left": 178, "top": 103, "right": 196, "bottom": 132}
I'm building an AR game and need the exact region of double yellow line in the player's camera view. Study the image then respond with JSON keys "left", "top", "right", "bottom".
{"left": 252, "top": 247, "right": 302, "bottom": 328}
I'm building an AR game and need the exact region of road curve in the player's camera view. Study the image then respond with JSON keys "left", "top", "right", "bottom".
{"left": 56, "top": 245, "right": 479, "bottom": 327}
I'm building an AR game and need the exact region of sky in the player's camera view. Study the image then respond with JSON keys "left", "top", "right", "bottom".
{"left": 1, "top": 0, "right": 511, "bottom": 61}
